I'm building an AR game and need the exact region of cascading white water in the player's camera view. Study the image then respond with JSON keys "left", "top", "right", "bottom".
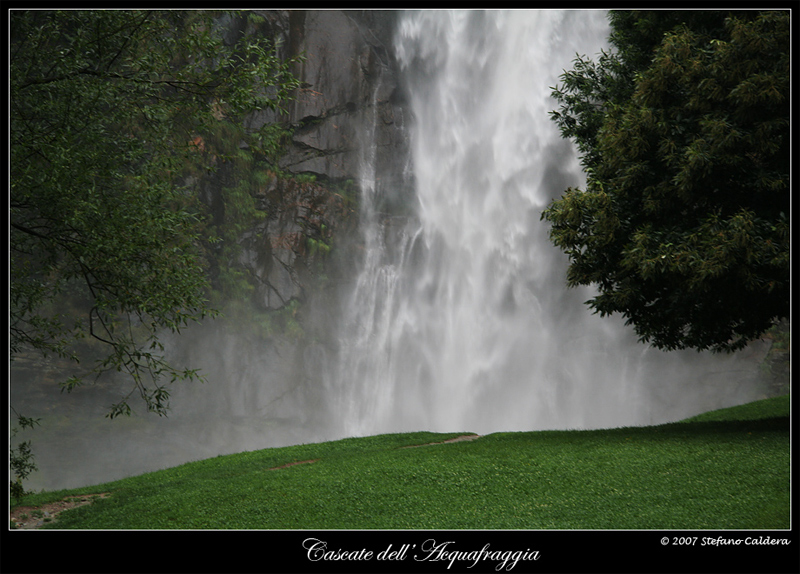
{"left": 326, "top": 9, "right": 762, "bottom": 438}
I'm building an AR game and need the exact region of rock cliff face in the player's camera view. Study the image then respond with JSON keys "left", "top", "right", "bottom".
{"left": 283, "top": 10, "right": 409, "bottom": 189}
{"left": 210, "top": 10, "right": 411, "bottom": 311}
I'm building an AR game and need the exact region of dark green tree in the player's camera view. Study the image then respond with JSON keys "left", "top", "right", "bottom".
{"left": 543, "top": 10, "right": 789, "bottom": 352}
{"left": 10, "top": 10, "right": 300, "bottom": 418}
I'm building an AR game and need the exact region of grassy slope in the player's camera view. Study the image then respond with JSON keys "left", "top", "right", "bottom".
{"left": 13, "top": 395, "right": 790, "bottom": 529}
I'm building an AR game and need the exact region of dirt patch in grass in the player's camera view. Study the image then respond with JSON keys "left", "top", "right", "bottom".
{"left": 267, "top": 459, "right": 320, "bottom": 470}
{"left": 265, "top": 434, "right": 482, "bottom": 471}
{"left": 401, "top": 434, "right": 482, "bottom": 448}
{"left": 10, "top": 493, "right": 111, "bottom": 529}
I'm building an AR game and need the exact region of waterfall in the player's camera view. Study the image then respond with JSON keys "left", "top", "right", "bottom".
{"left": 325, "top": 9, "right": 761, "bottom": 437}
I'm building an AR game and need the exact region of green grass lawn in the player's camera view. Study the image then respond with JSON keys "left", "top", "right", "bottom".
{"left": 11, "top": 394, "right": 790, "bottom": 529}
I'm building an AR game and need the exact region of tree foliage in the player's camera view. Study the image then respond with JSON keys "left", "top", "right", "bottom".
{"left": 10, "top": 10, "right": 300, "bottom": 416}
{"left": 543, "top": 10, "right": 789, "bottom": 352}
{"left": 9, "top": 409, "right": 40, "bottom": 500}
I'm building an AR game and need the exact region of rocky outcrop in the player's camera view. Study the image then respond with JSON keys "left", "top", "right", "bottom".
{"left": 282, "top": 10, "right": 409, "bottom": 192}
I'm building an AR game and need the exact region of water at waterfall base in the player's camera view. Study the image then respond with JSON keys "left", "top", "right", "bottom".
{"left": 9, "top": 10, "right": 773, "bottom": 493}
